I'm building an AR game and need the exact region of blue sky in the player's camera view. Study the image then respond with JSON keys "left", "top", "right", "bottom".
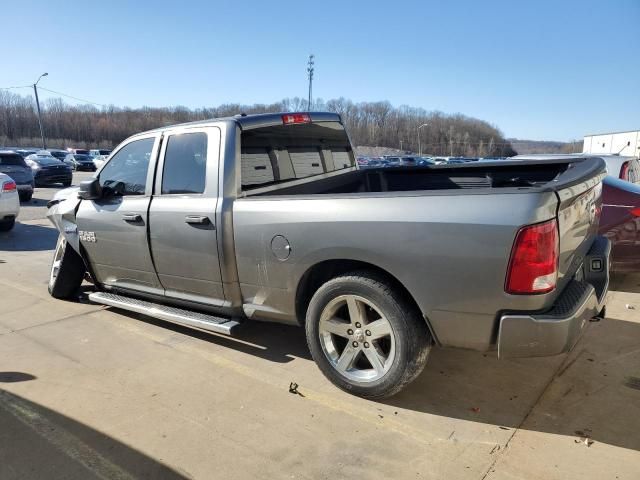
{"left": 2, "top": 0, "right": 639, "bottom": 141}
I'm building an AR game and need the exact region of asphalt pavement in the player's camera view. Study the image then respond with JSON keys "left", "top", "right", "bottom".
{"left": 0, "top": 173, "right": 639, "bottom": 479}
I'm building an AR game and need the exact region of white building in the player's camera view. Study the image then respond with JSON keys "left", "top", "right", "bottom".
{"left": 583, "top": 130, "right": 640, "bottom": 156}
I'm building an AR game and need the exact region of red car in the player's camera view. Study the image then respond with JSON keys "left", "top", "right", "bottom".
{"left": 600, "top": 175, "right": 640, "bottom": 272}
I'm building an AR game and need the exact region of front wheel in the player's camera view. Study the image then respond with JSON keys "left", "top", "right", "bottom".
{"left": 305, "top": 271, "right": 431, "bottom": 399}
{"left": 48, "top": 235, "right": 86, "bottom": 299}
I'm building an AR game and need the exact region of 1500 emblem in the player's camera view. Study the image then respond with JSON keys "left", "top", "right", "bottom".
{"left": 79, "top": 231, "right": 96, "bottom": 242}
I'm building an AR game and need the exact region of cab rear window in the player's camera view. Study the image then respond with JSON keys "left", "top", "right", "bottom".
{"left": 240, "top": 121, "right": 354, "bottom": 190}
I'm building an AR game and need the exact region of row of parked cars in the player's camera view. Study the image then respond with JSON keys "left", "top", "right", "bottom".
{"left": 0, "top": 147, "right": 111, "bottom": 231}
{"left": 357, "top": 155, "right": 504, "bottom": 168}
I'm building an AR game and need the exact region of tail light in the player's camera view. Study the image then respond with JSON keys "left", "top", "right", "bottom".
{"left": 631, "top": 207, "right": 640, "bottom": 217}
{"left": 282, "top": 113, "right": 311, "bottom": 125}
{"left": 2, "top": 180, "right": 17, "bottom": 192}
{"left": 505, "top": 219, "right": 559, "bottom": 294}
{"left": 620, "top": 161, "right": 630, "bottom": 180}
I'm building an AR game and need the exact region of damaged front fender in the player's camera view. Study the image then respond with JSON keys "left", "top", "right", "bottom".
{"left": 46, "top": 186, "right": 82, "bottom": 254}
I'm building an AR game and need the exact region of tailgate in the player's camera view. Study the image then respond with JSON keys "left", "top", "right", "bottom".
{"left": 553, "top": 158, "right": 606, "bottom": 291}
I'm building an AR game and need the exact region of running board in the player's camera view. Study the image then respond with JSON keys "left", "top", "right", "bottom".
{"left": 88, "top": 292, "right": 241, "bottom": 335}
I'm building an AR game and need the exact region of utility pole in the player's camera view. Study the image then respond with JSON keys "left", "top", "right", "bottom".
{"left": 307, "top": 54, "right": 314, "bottom": 110}
{"left": 417, "top": 123, "right": 429, "bottom": 156}
{"left": 33, "top": 72, "right": 48, "bottom": 149}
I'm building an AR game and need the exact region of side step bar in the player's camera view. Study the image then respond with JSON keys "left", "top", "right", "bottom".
{"left": 88, "top": 292, "right": 241, "bottom": 335}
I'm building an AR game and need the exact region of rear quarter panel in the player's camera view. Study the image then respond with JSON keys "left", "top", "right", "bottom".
{"left": 233, "top": 190, "right": 560, "bottom": 350}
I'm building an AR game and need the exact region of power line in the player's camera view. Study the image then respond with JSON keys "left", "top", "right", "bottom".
{"left": 37, "top": 87, "right": 107, "bottom": 107}
{"left": 0, "top": 85, "right": 31, "bottom": 91}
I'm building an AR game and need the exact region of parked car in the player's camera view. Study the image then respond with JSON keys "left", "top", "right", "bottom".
{"left": 64, "top": 153, "right": 97, "bottom": 171}
{"left": 0, "top": 172, "right": 20, "bottom": 231}
{"left": 600, "top": 176, "right": 640, "bottom": 272}
{"left": 0, "top": 150, "right": 34, "bottom": 201}
{"left": 25, "top": 154, "right": 73, "bottom": 186}
{"left": 38, "top": 149, "right": 70, "bottom": 163}
{"left": 91, "top": 155, "right": 109, "bottom": 170}
{"left": 512, "top": 154, "right": 639, "bottom": 184}
{"left": 90, "top": 149, "right": 112, "bottom": 157}
{"left": 67, "top": 148, "right": 90, "bottom": 155}
{"left": 15, "top": 149, "right": 38, "bottom": 159}
{"left": 600, "top": 155, "right": 639, "bottom": 184}
{"left": 47, "top": 112, "right": 609, "bottom": 399}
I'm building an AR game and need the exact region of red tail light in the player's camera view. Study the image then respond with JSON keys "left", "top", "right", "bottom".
{"left": 505, "top": 219, "right": 559, "bottom": 294}
{"left": 620, "top": 161, "right": 630, "bottom": 180}
{"left": 2, "top": 180, "right": 17, "bottom": 192}
{"left": 282, "top": 113, "right": 311, "bottom": 125}
{"left": 631, "top": 207, "right": 640, "bottom": 217}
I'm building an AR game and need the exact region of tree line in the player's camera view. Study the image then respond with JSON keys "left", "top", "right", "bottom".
{"left": 0, "top": 91, "right": 516, "bottom": 156}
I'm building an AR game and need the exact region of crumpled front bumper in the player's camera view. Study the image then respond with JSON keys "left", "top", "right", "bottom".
{"left": 498, "top": 236, "right": 610, "bottom": 358}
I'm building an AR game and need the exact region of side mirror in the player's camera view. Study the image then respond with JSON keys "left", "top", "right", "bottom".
{"left": 78, "top": 178, "right": 102, "bottom": 200}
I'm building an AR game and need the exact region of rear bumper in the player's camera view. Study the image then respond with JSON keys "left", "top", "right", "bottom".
{"left": 498, "top": 236, "right": 610, "bottom": 358}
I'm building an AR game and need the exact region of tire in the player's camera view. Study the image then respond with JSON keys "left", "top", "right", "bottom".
{"left": 19, "top": 192, "right": 32, "bottom": 202}
{"left": 48, "top": 235, "right": 86, "bottom": 299}
{"left": 62, "top": 180, "right": 72, "bottom": 187}
{"left": 305, "top": 271, "right": 431, "bottom": 399}
{"left": 0, "top": 219, "right": 15, "bottom": 231}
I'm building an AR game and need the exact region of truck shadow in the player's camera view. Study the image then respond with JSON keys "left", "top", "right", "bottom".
{"left": 0, "top": 388, "right": 189, "bottom": 479}
{"left": 384, "top": 313, "right": 640, "bottom": 453}
{"left": 117, "top": 309, "right": 312, "bottom": 364}
{"left": 0, "top": 222, "right": 58, "bottom": 252}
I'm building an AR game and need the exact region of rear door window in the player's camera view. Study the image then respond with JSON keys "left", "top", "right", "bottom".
{"left": 161, "top": 132, "right": 208, "bottom": 194}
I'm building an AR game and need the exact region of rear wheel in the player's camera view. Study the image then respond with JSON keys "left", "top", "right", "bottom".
{"left": 305, "top": 271, "right": 431, "bottom": 399}
{"left": 62, "top": 180, "right": 72, "bottom": 187}
{"left": 19, "top": 192, "right": 32, "bottom": 202}
{"left": 0, "top": 218, "right": 15, "bottom": 231}
{"left": 48, "top": 235, "right": 86, "bottom": 299}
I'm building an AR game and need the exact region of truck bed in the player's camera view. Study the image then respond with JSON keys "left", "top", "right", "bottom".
{"left": 247, "top": 159, "right": 599, "bottom": 197}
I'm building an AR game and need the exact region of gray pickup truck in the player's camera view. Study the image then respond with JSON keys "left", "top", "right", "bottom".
{"left": 46, "top": 112, "right": 610, "bottom": 398}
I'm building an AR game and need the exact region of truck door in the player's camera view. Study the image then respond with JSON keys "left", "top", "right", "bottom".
{"left": 148, "top": 127, "right": 225, "bottom": 306}
{"left": 76, "top": 134, "right": 163, "bottom": 295}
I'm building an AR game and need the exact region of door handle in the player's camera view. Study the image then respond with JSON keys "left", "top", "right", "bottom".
{"left": 185, "top": 215, "right": 211, "bottom": 226}
{"left": 122, "top": 213, "right": 142, "bottom": 222}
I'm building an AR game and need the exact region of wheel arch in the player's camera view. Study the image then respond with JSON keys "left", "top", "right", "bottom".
{"left": 294, "top": 259, "right": 439, "bottom": 344}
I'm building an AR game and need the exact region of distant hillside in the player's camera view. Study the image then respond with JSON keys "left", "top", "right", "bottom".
{"left": 508, "top": 138, "right": 583, "bottom": 155}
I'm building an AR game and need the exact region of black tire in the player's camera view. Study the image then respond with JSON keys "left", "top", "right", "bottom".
{"left": 48, "top": 235, "right": 86, "bottom": 299}
{"left": 305, "top": 271, "right": 431, "bottom": 399}
{"left": 62, "top": 180, "right": 72, "bottom": 187}
{"left": 19, "top": 192, "right": 32, "bottom": 202}
{"left": 0, "top": 219, "right": 15, "bottom": 232}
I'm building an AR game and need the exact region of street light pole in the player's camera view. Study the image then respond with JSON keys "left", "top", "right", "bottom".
{"left": 33, "top": 72, "right": 48, "bottom": 150}
{"left": 417, "top": 123, "right": 429, "bottom": 156}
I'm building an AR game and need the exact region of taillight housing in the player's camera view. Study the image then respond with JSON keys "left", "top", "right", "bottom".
{"left": 505, "top": 219, "right": 559, "bottom": 294}
{"left": 620, "top": 161, "right": 629, "bottom": 180}
{"left": 631, "top": 207, "right": 640, "bottom": 217}
{"left": 282, "top": 113, "right": 311, "bottom": 125}
{"left": 2, "top": 180, "right": 17, "bottom": 192}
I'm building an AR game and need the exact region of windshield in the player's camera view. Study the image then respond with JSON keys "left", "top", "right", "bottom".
{"left": 73, "top": 154, "right": 91, "bottom": 160}
{"left": 0, "top": 154, "right": 27, "bottom": 167}
{"left": 49, "top": 151, "right": 67, "bottom": 159}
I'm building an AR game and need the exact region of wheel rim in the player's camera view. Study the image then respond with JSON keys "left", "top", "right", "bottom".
{"left": 49, "top": 236, "right": 66, "bottom": 286}
{"left": 318, "top": 295, "right": 396, "bottom": 383}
